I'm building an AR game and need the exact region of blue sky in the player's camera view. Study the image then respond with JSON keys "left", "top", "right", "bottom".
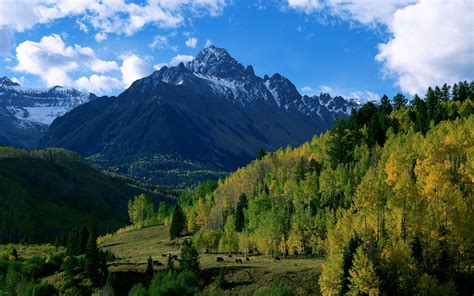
{"left": 0, "top": 0, "right": 472, "bottom": 100}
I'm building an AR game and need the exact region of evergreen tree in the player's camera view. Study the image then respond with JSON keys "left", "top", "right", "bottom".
{"left": 235, "top": 193, "right": 248, "bottom": 232}
{"left": 256, "top": 147, "right": 267, "bottom": 160}
{"left": 11, "top": 248, "right": 18, "bottom": 260}
{"left": 146, "top": 256, "right": 154, "bottom": 278}
{"left": 85, "top": 217, "right": 107, "bottom": 287}
{"left": 167, "top": 255, "right": 174, "bottom": 271}
{"left": 180, "top": 239, "right": 200, "bottom": 274}
{"left": 393, "top": 93, "right": 407, "bottom": 109}
{"left": 170, "top": 204, "right": 186, "bottom": 239}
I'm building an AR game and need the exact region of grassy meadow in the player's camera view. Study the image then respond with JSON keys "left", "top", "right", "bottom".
{"left": 99, "top": 225, "right": 324, "bottom": 295}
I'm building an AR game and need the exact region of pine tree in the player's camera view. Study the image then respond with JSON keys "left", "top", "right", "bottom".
{"left": 393, "top": 93, "right": 407, "bottom": 109}
{"left": 146, "top": 256, "right": 154, "bottom": 278}
{"left": 167, "top": 255, "right": 174, "bottom": 271}
{"left": 85, "top": 217, "right": 107, "bottom": 287}
{"left": 170, "top": 204, "right": 186, "bottom": 239}
{"left": 256, "top": 147, "right": 267, "bottom": 160}
{"left": 180, "top": 239, "right": 200, "bottom": 274}
{"left": 235, "top": 193, "right": 247, "bottom": 232}
{"left": 11, "top": 248, "right": 18, "bottom": 260}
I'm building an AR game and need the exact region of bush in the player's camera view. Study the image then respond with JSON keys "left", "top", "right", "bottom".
{"left": 149, "top": 270, "right": 201, "bottom": 296}
{"left": 253, "top": 280, "right": 294, "bottom": 296}
{"left": 128, "top": 283, "right": 147, "bottom": 296}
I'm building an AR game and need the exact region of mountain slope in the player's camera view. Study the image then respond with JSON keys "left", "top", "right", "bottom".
{"left": 43, "top": 46, "right": 359, "bottom": 186}
{"left": 0, "top": 77, "right": 92, "bottom": 148}
{"left": 0, "top": 146, "right": 174, "bottom": 243}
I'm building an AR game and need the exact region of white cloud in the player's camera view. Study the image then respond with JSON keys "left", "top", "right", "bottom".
{"left": 75, "top": 74, "right": 123, "bottom": 94}
{"left": 149, "top": 35, "right": 169, "bottom": 49}
{"left": 185, "top": 37, "right": 198, "bottom": 48}
{"left": 287, "top": 0, "right": 416, "bottom": 26}
{"left": 376, "top": 0, "right": 474, "bottom": 95}
{"left": 318, "top": 84, "right": 335, "bottom": 95}
{"left": 13, "top": 34, "right": 118, "bottom": 87}
{"left": 349, "top": 90, "right": 380, "bottom": 103}
{"left": 205, "top": 39, "right": 213, "bottom": 47}
{"left": 169, "top": 54, "right": 194, "bottom": 66}
{"left": 76, "top": 20, "right": 88, "bottom": 33}
{"left": 301, "top": 86, "right": 314, "bottom": 93}
{"left": 120, "top": 55, "right": 155, "bottom": 87}
{"left": 288, "top": 0, "right": 474, "bottom": 95}
{"left": 95, "top": 32, "right": 107, "bottom": 42}
{"left": 0, "top": 0, "right": 227, "bottom": 36}
{"left": 288, "top": 0, "right": 321, "bottom": 14}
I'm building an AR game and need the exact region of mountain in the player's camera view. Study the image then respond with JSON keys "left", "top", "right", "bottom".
{"left": 43, "top": 46, "right": 359, "bottom": 186}
{"left": 0, "top": 77, "right": 92, "bottom": 148}
{"left": 0, "top": 146, "right": 175, "bottom": 243}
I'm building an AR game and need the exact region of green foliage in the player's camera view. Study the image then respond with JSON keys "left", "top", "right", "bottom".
{"left": 128, "top": 194, "right": 154, "bottom": 226}
{"left": 170, "top": 204, "right": 186, "bottom": 239}
{"left": 256, "top": 147, "right": 267, "bottom": 161}
{"left": 85, "top": 218, "right": 108, "bottom": 287}
{"left": 348, "top": 247, "right": 380, "bottom": 295}
{"left": 128, "top": 283, "right": 148, "bottom": 296}
{"left": 218, "top": 215, "right": 239, "bottom": 253}
{"left": 146, "top": 256, "right": 154, "bottom": 278}
{"left": 216, "top": 268, "right": 225, "bottom": 289}
{"left": 0, "top": 253, "right": 62, "bottom": 296}
{"left": 180, "top": 239, "right": 200, "bottom": 274}
{"left": 253, "top": 280, "right": 294, "bottom": 296}
{"left": 235, "top": 193, "right": 248, "bottom": 232}
{"left": 0, "top": 146, "right": 171, "bottom": 244}
{"left": 148, "top": 270, "right": 201, "bottom": 296}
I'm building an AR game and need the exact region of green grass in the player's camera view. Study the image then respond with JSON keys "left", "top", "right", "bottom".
{"left": 100, "top": 225, "right": 323, "bottom": 295}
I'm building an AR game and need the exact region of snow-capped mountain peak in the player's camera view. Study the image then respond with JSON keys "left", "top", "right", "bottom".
{"left": 0, "top": 77, "right": 91, "bottom": 126}
{"left": 146, "top": 46, "right": 360, "bottom": 118}
{"left": 0, "top": 76, "right": 20, "bottom": 87}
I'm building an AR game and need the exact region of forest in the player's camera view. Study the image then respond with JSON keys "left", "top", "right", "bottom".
{"left": 173, "top": 81, "right": 474, "bottom": 295}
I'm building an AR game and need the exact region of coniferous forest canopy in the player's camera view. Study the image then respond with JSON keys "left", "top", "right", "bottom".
{"left": 0, "top": 81, "right": 473, "bottom": 295}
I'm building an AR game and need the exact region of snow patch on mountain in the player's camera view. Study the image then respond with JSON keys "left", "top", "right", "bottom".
{"left": 0, "top": 77, "right": 91, "bottom": 125}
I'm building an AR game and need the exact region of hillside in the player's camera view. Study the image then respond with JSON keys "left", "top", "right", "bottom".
{"left": 42, "top": 46, "right": 358, "bottom": 186}
{"left": 0, "top": 146, "right": 175, "bottom": 243}
{"left": 178, "top": 82, "right": 474, "bottom": 295}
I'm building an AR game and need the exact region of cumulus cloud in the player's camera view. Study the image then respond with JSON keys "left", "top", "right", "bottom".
{"left": 376, "top": 0, "right": 474, "bottom": 95}
{"left": 0, "top": 0, "right": 227, "bottom": 35}
{"left": 120, "top": 55, "right": 155, "bottom": 87}
{"left": 288, "top": 0, "right": 474, "bottom": 95}
{"left": 318, "top": 84, "right": 335, "bottom": 95}
{"left": 94, "top": 32, "right": 107, "bottom": 42}
{"left": 185, "top": 37, "right": 198, "bottom": 48}
{"left": 169, "top": 54, "right": 194, "bottom": 66}
{"left": 75, "top": 74, "right": 123, "bottom": 94}
{"left": 13, "top": 34, "right": 118, "bottom": 87}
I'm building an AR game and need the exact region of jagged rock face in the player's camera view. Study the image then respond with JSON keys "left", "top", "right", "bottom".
{"left": 0, "top": 77, "right": 91, "bottom": 148}
{"left": 43, "top": 46, "right": 361, "bottom": 184}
